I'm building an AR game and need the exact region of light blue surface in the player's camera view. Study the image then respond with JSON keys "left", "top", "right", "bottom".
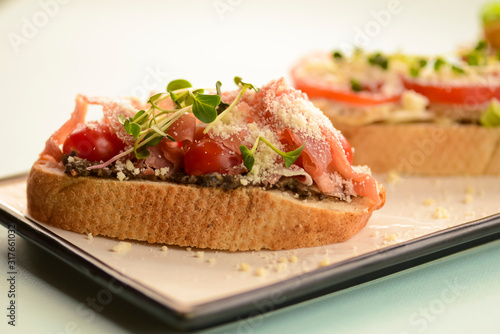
{"left": 1, "top": 224, "right": 499, "bottom": 334}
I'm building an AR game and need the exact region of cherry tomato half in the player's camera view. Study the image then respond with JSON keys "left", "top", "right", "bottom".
{"left": 63, "top": 124, "right": 126, "bottom": 162}
{"left": 184, "top": 138, "right": 242, "bottom": 175}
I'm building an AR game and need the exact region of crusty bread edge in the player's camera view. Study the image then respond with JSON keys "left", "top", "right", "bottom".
{"left": 26, "top": 159, "right": 385, "bottom": 251}
{"left": 312, "top": 99, "right": 500, "bottom": 176}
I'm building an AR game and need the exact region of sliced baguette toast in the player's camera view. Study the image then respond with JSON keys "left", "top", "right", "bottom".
{"left": 27, "top": 159, "right": 385, "bottom": 251}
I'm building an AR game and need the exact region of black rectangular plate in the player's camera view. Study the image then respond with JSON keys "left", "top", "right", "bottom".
{"left": 1, "top": 174, "right": 500, "bottom": 331}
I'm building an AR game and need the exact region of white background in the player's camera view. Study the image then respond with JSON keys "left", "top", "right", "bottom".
{"left": 0, "top": 0, "right": 493, "bottom": 177}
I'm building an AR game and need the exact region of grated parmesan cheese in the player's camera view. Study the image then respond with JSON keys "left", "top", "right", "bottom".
{"left": 239, "top": 263, "right": 252, "bottom": 272}
{"left": 112, "top": 242, "right": 131, "bottom": 252}
{"left": 319, "top": 258, "right": 330, "bottom": 267}
{"left": 256, "top": 267, "right": 267, "bottom": 277}
{"left": 434, "top": 207, "right": 449, "bottom": 219}
{"left": 117, "top": 171, "right": 126, "bottom": 181}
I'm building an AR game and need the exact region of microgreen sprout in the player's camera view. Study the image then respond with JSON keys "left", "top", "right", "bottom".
{"left": 203, "top": 77, "right": 260, "bottom": 134}
{"left": 87, "top": 77, "right": 262, "bottom": 171}
{"left": 239, "top": 137, "right": 305, "bottom": 172}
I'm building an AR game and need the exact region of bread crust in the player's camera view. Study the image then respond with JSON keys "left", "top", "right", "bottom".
{"left": 335, "top": 122, "right": 500, "bottom": 176}
{"left": 27, "top": 159, "right": 385, "bottom": 251}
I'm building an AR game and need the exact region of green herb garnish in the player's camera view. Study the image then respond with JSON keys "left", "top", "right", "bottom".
{"left": 480, "top": 99, "right": 500, "bottom": 127}
{"left": 434, "top": 58, "right": 446, "bottom": 71}
{"left": 409, "top": 57, "right": 428, "bottom": 77}
{"left": 239, "top": 137, "right": 305, "bottom": 172}
{"left": 88, "top": 76, "right": 261, "bottom": 170}
{"left": 332, "top": 51, "right": 343, "bottom": 59}
{"left": 481, "top": 2, "right": 500, "bottom": 25}
{"left": 367, "top": 52, "right": 389, "bottom": 70}
{"left": 350, "top": 79, "right": 362, "bottom": 92}
{"left": 203, "top": 77, "right": 260, "bottom": 134}
{"left": 451, "top": 65, "right": 466, "bottom": 74}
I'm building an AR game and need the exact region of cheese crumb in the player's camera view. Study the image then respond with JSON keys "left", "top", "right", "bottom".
{"left": 290, "top": 255, "right": 298, "bottom": 263}
{"left": 87, "top": 233, "right": 93, "bottom": 241}
{"left": 186, "top": 247, "right": 192, "bottom": 252}
{"left": 208, "top": 258, "right": 216, "bottom": 266}
{"left": 384, "top": 234, "right": 397, "bottom": 242}
{"left": 319, "top": 258, "right": 330, "bottom": 267}
{"left": 387, "top": 170, "right": 401, "bottom": 184}
{"left": 465, "top": 210, "right": 476, "bottom": 217}
{"left": 423, "top": 198, "right": 435, "bottom": 206}
{"left": 67, "top": 156, "right": 75, "bottom": 163}
{"left": 464, "top": 194, "right": 474, "bottom": 204}
{"left": 279, "top": 257, "right": 288, "bottom": 263}
{"left": 434, "top": 207, "right": 449, "bottom": 219}
{"left": 465, "top": 186, "right": 475, "bottom": 194}
{"left": 196, "top": 251, "right": 205, "bottom": 258}
{"left": 256, "top": 267, "right": 267, "bottom": 277}
{"left": 239, "top": 263, "right": 252, "bottom": 272}
{"left": 161, "top": 246, "right": 168, "bottom": 252}
{"left": 371, "top": 230, "right": 380, "bottom": 238}
{"left": 276, "top": 262, "right": 288, "bottom": 272}
{"left": 116, "top": 171, "right": 126, "bottom": 181}
{"left": 112, "top": 242, "right": 131, "bottom": 252}
{"left": 126, "top": 160, "right": 135, "bottom": 171}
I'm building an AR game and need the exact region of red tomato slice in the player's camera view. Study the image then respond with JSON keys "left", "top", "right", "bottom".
{"left": 291, "top": 69, "right": 401, "bottom": 106}
{"left": 402, "top": 78, "right": 500, "bottom": 105}
{"left": 183, "top": 138, "right": 242, "bottom": 175}
{"left": 63, "top": 124, "right": 126, "bottom": 162}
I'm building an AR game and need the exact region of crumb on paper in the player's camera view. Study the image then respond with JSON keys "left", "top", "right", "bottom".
{"left": 371, "top": 230, "right": 380, "bottom": 238}
{"left": 384, "top": 234, "right": 397, "bottom": 243}
{"left": 239, "top": 263, "right": 252, "bottom": 272}
{"left": 276, "top": 262, "right": 287, "bottom": 272}
{"left": 208, "top": 258, "right": 216, "bottom": 266}
{"left": 290, "top": 255, "right": 298, "bottom": 263}
{"left": 256, "top": 267, "right": 267, "bottom": 277}
{"left": 195, "top": 251, "right": 204, "bottom": 258}
{"left": 161, "top": 246, "right": 168, "bottom": 253}
{"left": 319, "top": 258, "right": 330, "bottom": 267}
{"left": 352, "top": 245, "right": 359, "bottom": 255}
{"left": 112, "top": 242, "right": 131, "bottom": 253}
{"left": 423, "top": 198, "right": 435, "bottom": 206}
{"left": 465, "top": 186, "right": 475, "bottom": 194}
{"left": 87, "top": 233, "right": 93, "bottom": 241}
{"left": 186, "top": 247, "right": 192, "bottom": 252}
{"left": 387, "top": 170, "right": 401, "bottom": 184}
{"left": 434, "top": 207, "right": 449, "bottom": 219}
{"left": 464, "top": 194, "right": 474, "bottom": 204}
{"left": 279, "top": 257, "right": 288, "bottom": 263}
{"left": 465, "top": 211, "right": 476, "bottom": 218}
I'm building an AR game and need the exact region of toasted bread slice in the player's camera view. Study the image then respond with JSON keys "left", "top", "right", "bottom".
{"left": 27, "top": 159, "right": 385, "bottom": 251}
{"left": 335, "top": 122, "right": 500, "bottom": 176}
